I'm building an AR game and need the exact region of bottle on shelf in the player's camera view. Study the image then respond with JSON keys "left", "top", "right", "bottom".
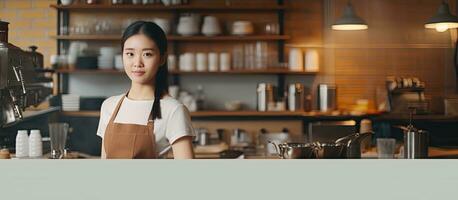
{"left": 196, "top": 85, "right": 205, "bottom": 111}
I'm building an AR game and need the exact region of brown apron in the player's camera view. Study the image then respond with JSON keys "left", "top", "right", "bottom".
{"left": 104, "top": 95, "right": 157, "bottom": 159}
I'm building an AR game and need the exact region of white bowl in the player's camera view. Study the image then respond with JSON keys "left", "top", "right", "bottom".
{"left": 231, "top": 21, "right": 254, "bottom": 35}
{"left": 61, "top": 0, "right": 73, "bottom": 6}
{"left": 224, "top": 101, "right": 242, "bottom": 111}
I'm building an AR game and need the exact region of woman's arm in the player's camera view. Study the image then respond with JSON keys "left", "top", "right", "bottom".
{"left": 171, "top": 136, "right": 194, "bottom": 159}
{"left": 101, "top": 140, "right": 107, "bottom": 159}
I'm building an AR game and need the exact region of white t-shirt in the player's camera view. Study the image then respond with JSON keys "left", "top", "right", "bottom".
{"left": 96, "top": 94, "right": 195, "bottom": 155}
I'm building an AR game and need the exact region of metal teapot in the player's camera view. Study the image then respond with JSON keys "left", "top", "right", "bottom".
{"left": 269, "top": 131, "right": 373, "bottom": 159}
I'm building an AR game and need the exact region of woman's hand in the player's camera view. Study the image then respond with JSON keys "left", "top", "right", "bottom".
{"left": 171, "top": 136, "right": 194, "bottom": 159}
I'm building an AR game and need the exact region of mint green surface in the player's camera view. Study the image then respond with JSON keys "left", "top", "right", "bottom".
{"left": 0, "top": 160, "right": 457, "bottom": 200}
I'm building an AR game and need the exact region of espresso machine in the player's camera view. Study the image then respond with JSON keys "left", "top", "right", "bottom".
{"left": 0, "top": 21, "right": 53, "bottom": 127}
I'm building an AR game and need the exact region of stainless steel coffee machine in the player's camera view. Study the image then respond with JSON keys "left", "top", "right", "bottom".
{"left": 0, "top": 21, "right": 52, "bottom": 127}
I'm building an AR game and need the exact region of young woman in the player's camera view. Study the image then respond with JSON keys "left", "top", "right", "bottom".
{"left": 96, "top": 21, "right": 194, "bottom": 159}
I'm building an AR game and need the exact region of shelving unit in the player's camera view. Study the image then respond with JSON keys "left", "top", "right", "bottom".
{"left": 50, "top": 0, "right": 321, "bottom": 118}
{"left": 50, "top": 4, "right": 287, "bottom": 11}
{"left": 61, "top": 110, "right": 382, "bottom": 120}
{"left": 55, "top": 68, "right": 318, "bottom": 75}
{"left": 51, "top": 35, "right": 291, "bottom": 41}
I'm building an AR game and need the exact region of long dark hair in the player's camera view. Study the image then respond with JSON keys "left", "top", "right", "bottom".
{"left": 121, "top": 21, "right": 168, "bottom": 120}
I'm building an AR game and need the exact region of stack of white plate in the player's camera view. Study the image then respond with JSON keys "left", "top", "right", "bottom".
{"left": 98, "top": 47, "right": 116, "bottom": 69}
{"left": 61, "top": 94, "right": 80, "bottom": 111}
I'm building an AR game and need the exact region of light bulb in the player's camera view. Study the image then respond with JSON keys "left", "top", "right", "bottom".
{"left": 435, "top": 24, "right": 449, "bottom": 32}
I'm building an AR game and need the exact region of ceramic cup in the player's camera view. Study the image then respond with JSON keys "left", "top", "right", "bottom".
{"left": 208, "top": 52, "right": 219, "bottom": 72}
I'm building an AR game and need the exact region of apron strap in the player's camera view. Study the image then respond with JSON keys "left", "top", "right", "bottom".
{"left": 108, "top": 95, "right": 126, "bottom": 123}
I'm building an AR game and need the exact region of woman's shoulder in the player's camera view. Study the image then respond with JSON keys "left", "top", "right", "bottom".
{"left": 160, "top": 95, "right": 184, "bottom": 110}
{"left": 101, "top": 94, "right": 125, "bottom": 112}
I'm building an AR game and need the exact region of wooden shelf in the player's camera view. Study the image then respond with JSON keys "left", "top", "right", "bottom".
{"left": 50, "top": 4, "right": 287, "bottom": 11}
{"left": 60, "top": 110, "right": 381, "bottom": 118}
{"left": 55, "top": 68, "right": 318, "bottom": 75}
{"left": 51, "top": 35, "right": 290, "bottom": 41}
{"left": 60, "top": 111, "right": 306, "bottom": 118}
{"left": 62, "top": 111, "right": 100, "bottom": 117}
{"left": 56, "top": 69, "right": 124, "bottom": 74}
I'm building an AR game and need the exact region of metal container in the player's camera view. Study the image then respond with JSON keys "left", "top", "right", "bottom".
{"left": 196, "top": 128, "right": 209, "bottom": 146}
{"left": 314, "top": 142, "right": 346, "bottom": 159}
{"left": 257, "top": 83, "right": 275, "bottom": 111}
{"left": 288, "top": 83, "right": 305, "bottom": 111}
{"left": 404, "top": 128, "right": 429, "bottom": 159}
{"left": 269, "top": 142, "right": 315, "bottom": 159}
{"left": 317, "top": 84, "right": 337, "bottom": 112}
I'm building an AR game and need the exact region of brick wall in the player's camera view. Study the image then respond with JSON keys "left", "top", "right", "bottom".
{"left": 0, "top": 0, "right": 57, "bottom": 67}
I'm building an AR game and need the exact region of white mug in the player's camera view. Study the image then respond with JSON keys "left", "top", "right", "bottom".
{"left": 208, "top": 52, "right": 219, "bottom": 72}
{"left": 288, "top": 48, "right": 303, "bottom": 71}
{"left": 219, "top": 52, "right": 231, "bottom": 71}
{"left": 196, "top": 53, "right": 208, "bottom": 72}
{"left": 179, "top": 53, "right": 195, "bottom": 71}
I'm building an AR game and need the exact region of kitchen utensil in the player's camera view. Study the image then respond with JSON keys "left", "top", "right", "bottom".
{"left": 269, "top": 141, "right": 315, "bottom": 159}
{"left": 257, "top": 83, "right": 275, "bottom": 111}
{"left": 313, "top": 142, "right": 346, "bottom": 159}
{"left": 318, "top": 84, "right": 337, "bottom": 112}
{"left": 288, "top": 48, "right": 303, "bottom": 71}
{"left": 231, "top": 21, "right": 254, "bottom": 35}
{"left": 259, "top": 130, "right": 289, "bottom": 156}
{"left": 359, "top": 119, "right": 373, "bottom": 151}
{"left": 334, "top": 131, "right": 373, "bottom": 158}
{"left": 399, "top": 108, "right": 429, "bottom": 159}
{"left": 196, "top": 128, "right": 209, "bottom": 146}
{"left": 231, "top": 128, "right": 251, "bottom": 146}
{"left": 376, "top": 138, "right": 396, "bottom": 159}
{"left": 202, "top": 16, "right": 221, "bottom": 36}
{"left": 49, "top": 123, "right": 69, "bottom": 159}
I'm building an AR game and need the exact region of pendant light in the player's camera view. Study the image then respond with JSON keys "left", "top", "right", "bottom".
{"left": 332, "top": 0, "right": 368, "bottom": 31}
{"left": 425, "top": 0, "right": 458, "bottom": 32}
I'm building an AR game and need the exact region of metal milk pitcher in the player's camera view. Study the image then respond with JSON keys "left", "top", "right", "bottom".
{"left": 401, "top": 108, "right": 429, "bottom": 159}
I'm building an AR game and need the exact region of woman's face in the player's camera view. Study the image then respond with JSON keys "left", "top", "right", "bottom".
{"left": 123, "top": 34, "right": 164, "bottom": 85}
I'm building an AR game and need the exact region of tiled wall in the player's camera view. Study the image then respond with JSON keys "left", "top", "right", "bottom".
{"left": 0, "top": 0, "right": 57, "bottom": 67}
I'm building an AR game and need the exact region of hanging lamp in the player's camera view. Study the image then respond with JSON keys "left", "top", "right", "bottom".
{"left": 425, "top": 0, "right": 458, "bottom": 32}
{"left": 332, "top": 1, "right": 368, "bottom": 30}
